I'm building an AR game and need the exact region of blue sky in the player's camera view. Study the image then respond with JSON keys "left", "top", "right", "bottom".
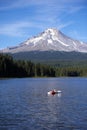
{"left": 0, "top": 0, "right": 87, "bottom": 49}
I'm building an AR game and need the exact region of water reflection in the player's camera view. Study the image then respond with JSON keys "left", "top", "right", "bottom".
{"left": 57, "top": 93, "right": 61, "bottom": 97}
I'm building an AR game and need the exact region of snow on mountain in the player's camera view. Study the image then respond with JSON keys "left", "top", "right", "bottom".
{"left": 1, "top": 28, "right": 87, "bottom": 53}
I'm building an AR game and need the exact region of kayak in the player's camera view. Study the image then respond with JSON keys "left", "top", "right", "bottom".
{"left": 47, "top": 90, "right": 61, "bottom": 95}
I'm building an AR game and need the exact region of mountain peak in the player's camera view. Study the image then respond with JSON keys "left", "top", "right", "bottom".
{"left": 44, "top": 28, "right": 60, "bottom": 38}
{"left": 1, "top": 28, "right": 87, "bottom": 53}
{"left": 24, "top": 28, "right": 59, "bottom": 47}
{"left": 45, "top": 28, "right": 58, "bottom": 34}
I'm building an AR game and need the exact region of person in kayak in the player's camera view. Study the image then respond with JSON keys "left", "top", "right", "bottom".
{"left": 51, "top": 89, "right": 56, "bottom": 95}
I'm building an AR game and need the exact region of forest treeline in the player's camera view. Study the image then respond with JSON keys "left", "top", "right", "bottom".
{"left": 0, "top": 54, "right": 55, "bottom": 77}
{"left": 0, "top": 53, "right": 87, "bottom": 77}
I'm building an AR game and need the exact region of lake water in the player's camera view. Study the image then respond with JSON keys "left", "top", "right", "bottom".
{"left": 0, "top": 78, "right": 87, "bottom": 130}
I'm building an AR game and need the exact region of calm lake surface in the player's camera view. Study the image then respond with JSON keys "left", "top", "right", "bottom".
{"left": 0, "top": 78, "right": 87, "bottom": 130}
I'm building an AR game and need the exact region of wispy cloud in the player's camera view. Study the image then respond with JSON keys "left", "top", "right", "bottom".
{"left": 0, "top": 20, "right": 53, "bottom": 37}
{"left": 0, "top": 0, "right": 86, "bottom": 40}
{"left": 0, "top": 0, "right": 85, "bottom": 12}
{"left": 0, "top": 19, "right": 73, "bottom": 37}
{"left": 0, "top": 22, "right": 32, "bottom": 37}
{"left": 0, "top": 0, "right": 52, "bottom": 10}
{"left": 58, "top": 21, "right": 74, "bottom": 30}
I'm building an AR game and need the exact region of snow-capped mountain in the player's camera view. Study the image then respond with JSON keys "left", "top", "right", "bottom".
{"left": 1, "top": 28, "right": 87, "bottom": 53}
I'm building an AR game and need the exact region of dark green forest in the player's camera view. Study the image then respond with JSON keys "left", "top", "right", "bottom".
{"left": 0, "top": 54, "right": 55, "bottom": 77}
{"left": 0, "top": 53, "right": 87, "bottom": 78}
